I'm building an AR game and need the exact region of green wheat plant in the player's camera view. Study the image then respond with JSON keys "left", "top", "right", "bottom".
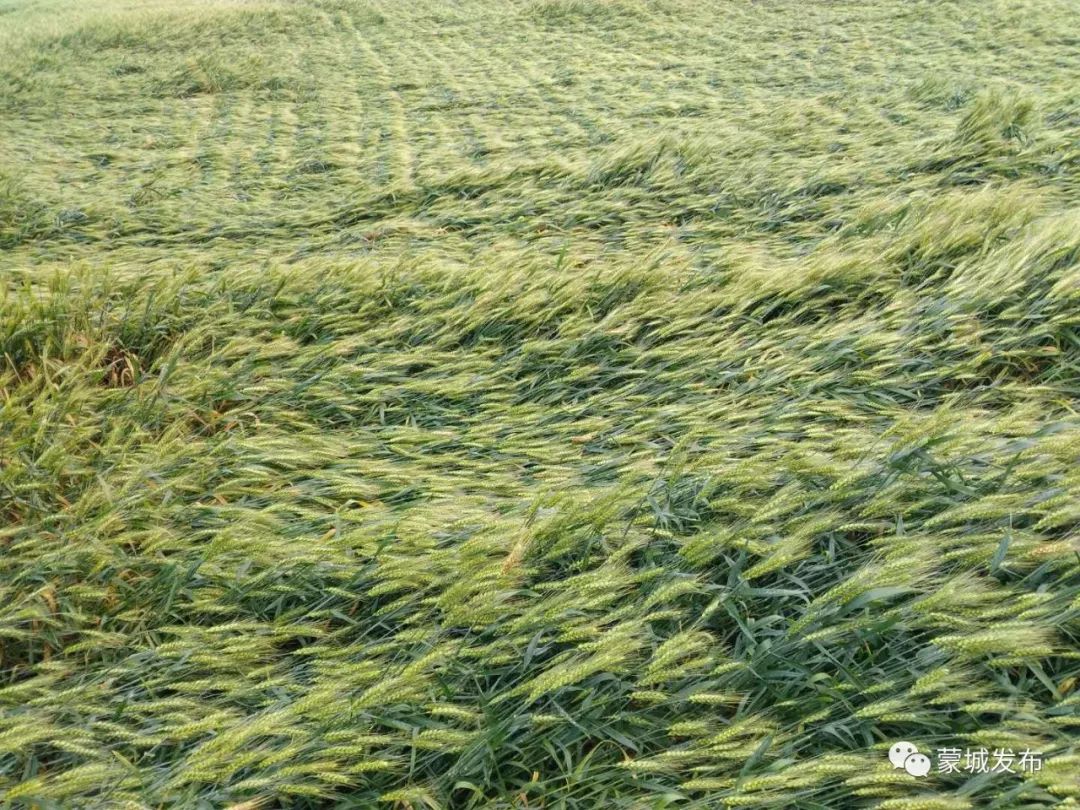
{"left": 1, "top": 0, "right": 1078, "bottom": 807}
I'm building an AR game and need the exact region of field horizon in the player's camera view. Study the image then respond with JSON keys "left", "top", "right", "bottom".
{"left": 1, "top": 0, "right": 1079, "bottom": 807}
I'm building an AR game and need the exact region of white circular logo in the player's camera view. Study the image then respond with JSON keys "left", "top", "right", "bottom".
{"left": 904, "top": 752, "right": 932, "bottom": 777}
{"left": 888, "top": 741, "right": 931, "bottom": 778}
{"left": 889, "top": 741, "right": 919, "bottom": 769}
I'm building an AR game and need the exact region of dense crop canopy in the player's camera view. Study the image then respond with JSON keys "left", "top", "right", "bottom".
{"left": 1, "top": 0, "right": 1078, "bottom": 807}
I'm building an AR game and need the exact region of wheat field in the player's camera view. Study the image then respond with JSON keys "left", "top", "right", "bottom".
{"left": 1, "top": 0, "right": 1079, "bottom": 807}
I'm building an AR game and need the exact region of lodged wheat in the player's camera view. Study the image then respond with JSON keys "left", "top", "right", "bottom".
{"left": 1, "top": 0, "right": 1079, "bottom": 807}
